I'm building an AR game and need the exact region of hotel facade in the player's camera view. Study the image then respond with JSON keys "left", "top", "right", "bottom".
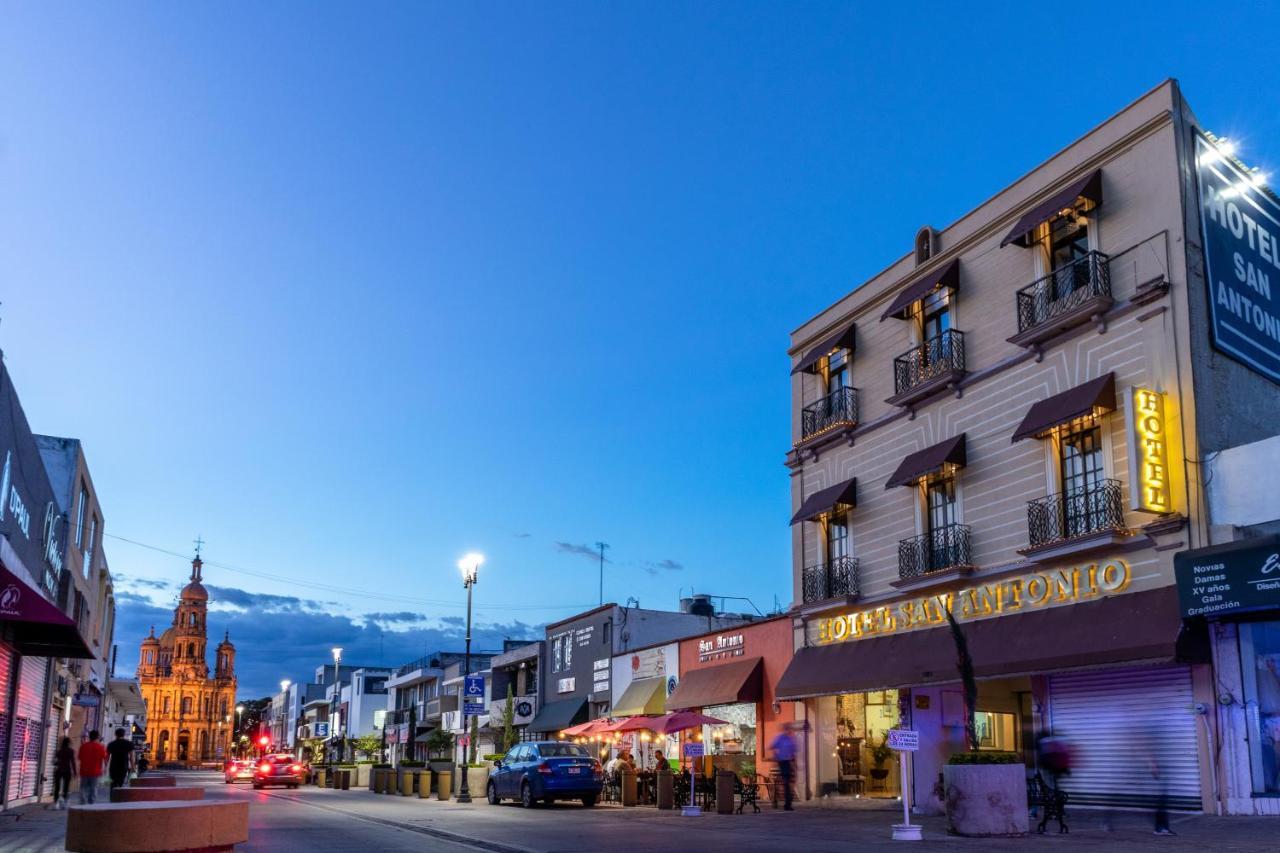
{"left": 776, "top": 80, "right": 1280, "bottom": 815}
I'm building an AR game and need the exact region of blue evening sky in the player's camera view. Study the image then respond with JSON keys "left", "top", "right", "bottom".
{"left": 1, "top": 4, "right": 1276, "bottom": 696}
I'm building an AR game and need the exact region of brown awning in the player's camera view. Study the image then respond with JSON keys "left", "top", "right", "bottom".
{"left": 880, "top": 259, "right": 960, "bottom": 321}
{"left": 777, "top": 586, "right": 1184, "bottom": 700}
{"left": 0, "top": 563, "right": 94, "bottom": 659}
{"left": 1001, "top": 170, "right": 1103, "bottom": 248}
{"left": 884, "top": 435, "right": 966, "bottom": 489}
{"left": 790, "top": 477, "right": 857, "bottom": 525}
{"left": 666, "top": 656, "right": 763, "bottom": 711}
{"left": 1011, "top": 373, "right": 1116, "bottom": 442}
{"left": 792, "top": 321, "right": 857, "bottom": 374}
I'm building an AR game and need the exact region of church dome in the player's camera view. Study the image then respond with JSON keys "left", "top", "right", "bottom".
{"left": 141, "top": 627, "right": 159, "bottom": 647}
{"left": 159, "top": 626, "right": 176, "bottom": 648}
{"left": 180, "top": 580, "right": 209, "bottom": 601}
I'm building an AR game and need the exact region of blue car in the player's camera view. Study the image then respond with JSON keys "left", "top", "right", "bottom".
{"left": 487, "top": 741, "right": 603, "bottom": 808}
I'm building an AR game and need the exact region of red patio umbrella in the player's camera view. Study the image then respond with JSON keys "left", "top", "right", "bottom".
{"left": 649, "top": 710, "right": 728, "bottom": 735}
{"left": 610, "top": 715, "right": 666, "bottom": 733}
{"left": 561, "top": 718, "right": 609, "bottom": 737}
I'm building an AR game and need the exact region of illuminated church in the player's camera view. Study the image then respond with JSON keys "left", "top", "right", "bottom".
{"left": 136, "top": 555, "right": 238, "bottom": 763}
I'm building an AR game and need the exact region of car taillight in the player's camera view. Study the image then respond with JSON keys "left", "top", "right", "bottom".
{"left": 291, "top": 765, "right": 302, "bottom": 773}
{"left": 537, "top": 762, "right": 553, "bottom": 775}
{"left": 258, "top": 764, "right": 271, "bottom": 774}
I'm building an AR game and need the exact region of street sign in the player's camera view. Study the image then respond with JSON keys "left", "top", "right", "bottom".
{"left": 313, "top": 721, "right": 330, "bottom": 738}
{"left": 887, "top": 729, "right": 919, "bottom": 751}
{"left": 682, "top": 742, "right": 705, "bottom": 758}
{"left": 463, "top": 675, "right": 486, "bottom": 715}
{"left": 1174, "top": 535, "right": 1280, "bottom": 618}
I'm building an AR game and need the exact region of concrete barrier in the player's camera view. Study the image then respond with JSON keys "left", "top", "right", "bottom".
{"left": 66, "top": 801, "right": 249, "bottom": 852}
{"left": 130, "top": 775, "right": 177, "bottom": 788}
{"left": 109, "top": 787, "right": 203, "bottom": 803}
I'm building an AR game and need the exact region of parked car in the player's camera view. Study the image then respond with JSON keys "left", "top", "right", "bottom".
{"left": 252, "top": 754, "right": 305, "bottom": 789}
{"left": 486, "top": 741, "right": 602, "bottom": 807}
{"left": 224, "top": 759, "right": 255, "bottom": 784}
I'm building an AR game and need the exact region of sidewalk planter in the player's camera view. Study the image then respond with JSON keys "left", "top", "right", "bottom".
{"left": 944, "top": 753, "right": 1029, "bottom": 837}
{"left": 436, "top": 771, "right": 452, "bottom": 801}
{"left": 314, "top": 768, "right": 328, "bottom": 788}
{"left": 370, "top": 764, "right": 390, "bottom": 792}
{"left": 399, "top": 769, "right": 414, "bottom": 796}
{"left": 456, "top": 766, "right": 489, "bottom": 798}
{"left": 386, "top": 768, "right": 399, "bottom": 795}
{"left": 355, "top": 764, "right": 372, "bottom": 787}
{"left": 418, "top": 773, "right": 432, "bottom": 799}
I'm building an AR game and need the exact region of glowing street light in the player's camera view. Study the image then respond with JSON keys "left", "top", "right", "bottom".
{"left": 455, "top": 552, "right": 483, "bottom": 803}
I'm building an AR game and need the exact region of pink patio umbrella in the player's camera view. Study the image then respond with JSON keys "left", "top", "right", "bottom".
{"left": 561, "top": 718, "right": 610, "bottom": 737}
{"left": 650, "top": 711, "right": 729, "bottom": 735}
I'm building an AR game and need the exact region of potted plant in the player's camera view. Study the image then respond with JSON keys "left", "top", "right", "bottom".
{"left": 869, "top": 734, "right": 893, "bottom": 782}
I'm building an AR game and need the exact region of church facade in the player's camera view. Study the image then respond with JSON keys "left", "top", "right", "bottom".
{"left": 136, "top": 556, "right": 237, "bottom": 764}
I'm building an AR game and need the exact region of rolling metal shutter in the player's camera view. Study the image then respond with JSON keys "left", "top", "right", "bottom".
{"left": 1048, "top": 666, "right": 1201, "bottom": 810}
{"left": 6, "top": 656, "right": 47, "bottom": 802}
{"left": 0, "top": 644, "right": 11, "bottom": 801}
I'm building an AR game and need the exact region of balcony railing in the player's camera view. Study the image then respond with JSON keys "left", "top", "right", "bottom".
{"left": 893, "top": 330, "right": 966, "bottom": 398}
{"left": 1026, "top": 478, "right": 1125, "bottom": 549}
{"left": 898, "top": 523, "right": 973, "bottom": 580}
{"left": 801, "top": 555, "right": 859, "bottom": 603}
{"left": 801, "top": 386, "right": 859, "bottom": 439}
{"left": 1015, "top": 251, "right": 1111, "bottom": 335}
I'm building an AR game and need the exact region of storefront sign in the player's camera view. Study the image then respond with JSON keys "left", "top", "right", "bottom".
{"left": 557, "top": 677, "right": 576, "bottom": 694}
{"left": 887, "top": 729, "right": 919, "bottom": 751}
{"left": 1174, "top": 536, "right": 1280, "bottom": 617}
{"left": 815, "top": 559, "right": 1131, "bottom": 644}
{"left": 683, "top": 742, "right": 705, "bottom": 758}
{"left": 630, "top": 647, "right": 669, "bottom": 679}
{"left": 697, "top": 633, "right": 745, "bottom": 662}
{"left": 1126, "top": 387, "right": 1172, "bottom": 513}
{"left": 313, "top": 721, "right": 330, "bottom": 738}
{"left": 1196, "top": 132, "right": 1280, "bottom": 384}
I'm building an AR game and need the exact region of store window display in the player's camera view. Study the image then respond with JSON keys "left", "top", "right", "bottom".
{"left": 1242, "top": 621, "right": 1280, "bottom": 794}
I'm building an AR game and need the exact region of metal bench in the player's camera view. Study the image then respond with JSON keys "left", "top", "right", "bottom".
{"left": 733, "top": 775, "right": 760, "bottom": 814}
{"left": 1026, "top": 772, "right": 1068, "bottom": 834}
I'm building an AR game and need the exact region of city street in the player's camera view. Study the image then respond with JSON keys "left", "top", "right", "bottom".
{"left": 1, "top": 772, "right": 1278, "bottom": 852}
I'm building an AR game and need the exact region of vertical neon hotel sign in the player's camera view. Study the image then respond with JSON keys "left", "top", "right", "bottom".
{"left": 1127, "top": 387, "right": 1170, "bottom": 514}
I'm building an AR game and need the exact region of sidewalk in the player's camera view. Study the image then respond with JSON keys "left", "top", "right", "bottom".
{"left": 0, "top": 802, "right": 72, "bottom": 853}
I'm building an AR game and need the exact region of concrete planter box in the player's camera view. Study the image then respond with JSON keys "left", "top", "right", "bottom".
{"left": 354, "top": 765, "right": 371, "bottom": 787}
{"left": 454, "top": 766, "right": 490, "bottom": 797}
{"left": 944, "top": 763, "right": 1028, "bottom": 837}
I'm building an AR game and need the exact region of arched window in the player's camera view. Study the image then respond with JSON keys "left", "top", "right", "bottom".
{"left": 915, "top": 226, "right": 935, "bottom": 265}
{"left": 189, "top": 613, "right": 196, "bottom": 626}
{"left": 188, "top": 643, "right": 195, "bottom": 658}
{"left": 182, "top": 696, "right": 192, "bottom": 715}
{"left": 220, "top": 698, "right": 228, "bottom": 717}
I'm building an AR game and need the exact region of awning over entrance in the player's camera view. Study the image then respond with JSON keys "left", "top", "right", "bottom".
{"left": 1001, "top": 170, "right": 1104, "bottom": 248}
{"left": 1012, "top": 373, "right": 1116, "bottom": 442}
{"left": 790, "top": 477, "right": 857, "bottom": 525}
{"left": 413, "top": 728, "right": 438, "bottom": 744}
{"left": 666, "top": 656, "right": 763, "bottom": 711}
{"left": 776, "top": 586, "right": 1184, "bottom": 700}
{"left": 611, "top": 677, "right": 667, "bottom": 717}
{"left": 880, "top": 259, "right": 960, "bottom": 321}
{"left": 526, "top": 697, "right": 588, "bottom": 734}
{"left": 884, "top": 434, "right": 966, "bottom": 489}
{"left": 0, "top": 563, "right": 93, "bottom": 658}
{"left": 792, "top": 321, "right": 857, "bottom": 375}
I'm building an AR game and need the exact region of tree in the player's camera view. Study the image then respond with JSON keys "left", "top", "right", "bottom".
{"left": 352, "top": 734, "right": 383, "bottom": 762}
{"left": 944, "top": 604, "right": 979, "bottom": 752}
{"left": 500, "top": 685, "right": 517, "bottom": 753}
{"left": 425, "top": 728, "right": 454, "bottom": 761}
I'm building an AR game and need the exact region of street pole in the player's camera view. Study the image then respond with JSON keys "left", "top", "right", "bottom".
{"left": 456, "top": 553, "right": 482, "bottom": 804}
{"left": 331, "top": 647, "right": 343, "bottom": 764}
{"left": 595, "top": 541, "right": 609, "bottom": 606}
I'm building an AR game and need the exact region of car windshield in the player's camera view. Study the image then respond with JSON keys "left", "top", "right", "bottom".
{"left": 268, "top": 756, "right": 294, "bottom": 764}
{"left": 538, "top": 744, "right": 589, "bottom": 758}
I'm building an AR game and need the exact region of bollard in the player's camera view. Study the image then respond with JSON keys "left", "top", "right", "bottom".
{"left": 314, "top": 768, "right": 328, "bottom": 788}
{"left": 418, "top": 771, "right": 432, "bottom": 799}
{"left": 387, "top": 768, "right": 399, "bottom": 795}
{"left": 620, "top": 770, "right": 637, "bottom": 807}
{"left": 437, "top": 771, "right": 452, "bottom": 801}
{"left": 715, "top": 771, "right": 735, "bottom": 815}
{"left": 399, "top": 769, "right": 414, "bottom": 796}
{"left": 656, "top": 770, "right": 674, "bottom": 810}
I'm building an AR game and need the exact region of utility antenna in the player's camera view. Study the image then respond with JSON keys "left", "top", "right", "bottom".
{"left": 595, "top": 541, "right": 610, "bottom": 605}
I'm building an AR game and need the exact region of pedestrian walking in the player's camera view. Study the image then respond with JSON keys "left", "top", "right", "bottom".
{"left": 51, "top": 737, "right": 75, "bottom": 809}
{"left": 769, "top": 724, "right": 797, "bottom": 811}
{"left": 78, "top": 730, "right": 107, "bottom": 804}
{"left": 107, "top": 728, "right": 135, "bottom": 789}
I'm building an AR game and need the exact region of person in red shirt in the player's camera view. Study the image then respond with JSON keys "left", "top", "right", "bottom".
{"left": 78, "top": 730, "right": 107, "bottom": 804}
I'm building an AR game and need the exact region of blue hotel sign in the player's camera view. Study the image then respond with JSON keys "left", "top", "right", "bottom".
{"left": 1196, "top": 133, "right": 1280, "bottom": 384}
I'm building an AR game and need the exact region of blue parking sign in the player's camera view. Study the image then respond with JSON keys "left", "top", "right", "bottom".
{"left": 463, "top": 675, "right": 485, "bottom": 715}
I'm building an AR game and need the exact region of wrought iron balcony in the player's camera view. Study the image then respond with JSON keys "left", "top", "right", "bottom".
{"left": 801, "top": 555, "right": 859, "bottom": 603}
{"left": 1013, "top": 251, "right": 1112, "bottom": 342}
{"left": 801, "top": 386, "right": 859, "bottom": 439}
{"left": 898, "top": 523, "right": 973, "bottom": 580}
{"left": 1026, "top": 479, "right": 1125, "bottom": 549}
{"left": 891, "top": 330, "right": 966, "bottom": 404}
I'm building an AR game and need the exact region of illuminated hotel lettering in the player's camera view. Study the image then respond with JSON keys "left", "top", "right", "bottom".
{"left": 815, "top": 559, "right": 1131, "bottom": 645}
{"left": 1129, "top": 387, "right": 1171, "bottom": 513}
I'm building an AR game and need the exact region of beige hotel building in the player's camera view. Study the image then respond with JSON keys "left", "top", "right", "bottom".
{"left": 775, "top": 80, "right": 1280, "bottom": 816}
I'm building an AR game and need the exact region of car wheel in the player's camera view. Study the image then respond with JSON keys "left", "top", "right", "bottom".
{"left": 224, "top": 779, "right": 232, "bottom": 784}
{"left": 252, "top": 783, "right": 263, "bottom": 790}
{"left": 581, "top": 794, "right": 597, "bottom": 808}
{"left": 520, "top": 781, "right": 535, "bottom": 809}
{"left": 487, "top": 781, "right": 500, "bottom": 805}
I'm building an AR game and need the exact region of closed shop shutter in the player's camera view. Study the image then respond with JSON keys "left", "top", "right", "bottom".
{"left": 6, "top": 656, "right": 47, "bottom": 802}
{"left": 0, "top": 643, "right": 12, "bottom": 798}
{"left": 1048, "top": 666, "right": 1201, "bottom": 810}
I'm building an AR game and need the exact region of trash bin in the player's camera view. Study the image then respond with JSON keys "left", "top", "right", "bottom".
{"left": 620, "top": 770, "right": 637, "bottom": 806}
{"left": 716, "top": 771, "right": 735, "bottom": 815}
{"left": 437, "top": 771, "right": 452, "bottom": 801}
{"left": 656, "top": 771, "right": 674, "bottom": 810}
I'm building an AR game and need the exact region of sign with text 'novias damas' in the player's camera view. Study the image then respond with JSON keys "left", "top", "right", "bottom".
{"left": 1196, "top": 133, "right": 1280, "bottom": 384}
{"left": 1174, "top": 536, "right": 1280, "bottom": 618}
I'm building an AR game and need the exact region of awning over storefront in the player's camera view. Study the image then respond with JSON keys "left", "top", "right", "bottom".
{"left": 880, "top": 259, "right": 960, "bottom": 321}
{"left": 413, "top": 728, "right": 438, "bottom": 744}
{"left": 1012, "top": 373, "right": 1116, "bottom": 442}
{"left": 611, "top": 677, "right": 667, "bottom": 717}
{"left": 526, "top": 697, "right": 588, "bottom": 734}
{"left": 777, "top": 586, "right": 1185, "bottom": 699}
{"left": 790, "top": 477, "right": 857, "bottom": 525}
{"left": 884, "top": 434, "right": 966, "bottom": 489}
{"left": 666, "top": 656, "right": 763, "bottom": 711}
{"left": 792, "top": 321, "right": 857, "bottom": 374}
{"left": 1001, "top": 170, "right": 1103, "bottom": 248}
{"left": 0, "top": 563, "right": 93, "bottom": 658}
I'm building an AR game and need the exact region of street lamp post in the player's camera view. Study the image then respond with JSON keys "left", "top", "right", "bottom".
{"left": 279, "top": 680, "right": 291, "bottom": 751}
{"left": 235, "top": 704, "right": 244, "bottom": 758}
{"left": 331, "top": 648, "right": 343, "bottom": 763}
{"left": 456, "top": 552, "right": 483, "bottom": 804}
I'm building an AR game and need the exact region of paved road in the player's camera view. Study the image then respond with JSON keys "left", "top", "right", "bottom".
{"left": 1, "top": 771, "right": 1278, "bottom": 851}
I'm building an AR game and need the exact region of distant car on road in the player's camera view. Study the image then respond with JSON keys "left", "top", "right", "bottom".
{"left": 487, "top": 741, "right": 602, "bottom": 808}
{"left": 252, "top": 754, "right": 304, "bottom": 789}
{"left": 224, "top": 759, "right": 255, "bottom": 784}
